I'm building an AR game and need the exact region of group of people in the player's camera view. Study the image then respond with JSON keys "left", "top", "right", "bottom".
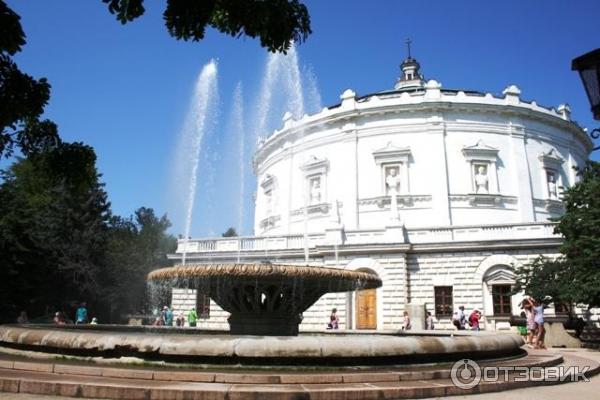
{"left": 49, "top": 302, "right": 97, "bottom": 325}
{"left": 452, "top": 306, "right": 483, "bottom": 331}
{"left": 522, "top": 296, "right": 545, "bottom": 349}
{"left": 153, "top": 306, "right": 198, "bottom": 327}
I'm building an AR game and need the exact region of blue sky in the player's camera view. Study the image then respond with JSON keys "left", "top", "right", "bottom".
{"left": 6, "top": 0, "right": 600, "bottom": 237}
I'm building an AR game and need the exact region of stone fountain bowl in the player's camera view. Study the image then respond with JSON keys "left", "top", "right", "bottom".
{"left": 147, "top": 263, "right": 382, "bottom": 336}
{"left": 0, "top": 324, "right": 525, "bottom": 367}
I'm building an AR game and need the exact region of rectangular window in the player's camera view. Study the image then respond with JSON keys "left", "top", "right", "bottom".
{"left": 197, "top": 293, "right": 211, "bottom": 319}
{"left": 492, "top": 285, "right": 512, "bottom": 316}
{"left": 554, "top": 302, "right": 569, "bottom": 314}
{"left": 434, "top": 286, "right": 453, "bottom": 317}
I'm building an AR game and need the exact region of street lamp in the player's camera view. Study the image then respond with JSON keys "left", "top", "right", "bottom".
{"left": 572, "top": 48, "right": 600, "bottom": 151}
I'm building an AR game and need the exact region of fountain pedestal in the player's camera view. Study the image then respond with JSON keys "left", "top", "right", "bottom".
{"left": 228, "top": 314, "right": 302, "bottom": 336}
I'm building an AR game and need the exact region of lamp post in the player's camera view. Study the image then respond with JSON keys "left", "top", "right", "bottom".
{"left": 572, "top": 48, "right": 600, "bottom": 151}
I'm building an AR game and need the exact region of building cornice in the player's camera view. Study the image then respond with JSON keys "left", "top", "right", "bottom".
{"left": 254, "top": 89, "right": 591, "bottom": 168}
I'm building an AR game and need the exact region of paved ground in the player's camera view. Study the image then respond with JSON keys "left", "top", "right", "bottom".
{"left": 0, "top": 348, "right": 598, "bottom": 400}
{"left": 429, "top": 348, "right": 600, "bottom": 400}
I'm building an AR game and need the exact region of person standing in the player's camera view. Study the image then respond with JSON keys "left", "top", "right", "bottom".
{"left": 175, "top": 312, "right": 185, "bottom": 327}
{"left": 187, "top": 308, "right": 198, "bottom": 327}
{"left": 452, "top": 306, "right": 466, "bottom": 330}
{"left": 402, "top": 311, "right": 412, "bottom": 330}
{"left": 165, "top": 306, "right": 174, "bottom": 326}
{"left": 75, "top": 302, "right": 88, "bottom": 324}
{"left": 529, "top": 297, "right": 546, "bottom": 349}
{"left": 523, "top": 300, "right": 537, "bottom": 347}
{"left": 425, "top": 312, "right": 435, "bottom": 330}
{"left": 468, "top": 309, "right": 481, "bottom": 331}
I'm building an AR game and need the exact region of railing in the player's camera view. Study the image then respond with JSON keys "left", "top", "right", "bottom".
{"left": 176, "top": 234, "right": 322, "bottom": 254}
{"left": 175, "top": 222, "right": 559, "bottom": 254}
{"left": 406, "top": 222, "right": 558, "bottom": 243}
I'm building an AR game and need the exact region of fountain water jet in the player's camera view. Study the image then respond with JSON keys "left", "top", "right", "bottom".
{"left": 253, "top": 44, "right": 314, "bottom": 262}
{"left": 174, "top": 60, "right": 219, "bottom": 265}
{"left": 303, "top": 64, "right": 323, "bottom": 114}
{"left": 228, "top": 83, "right": 246, "bottom": 261}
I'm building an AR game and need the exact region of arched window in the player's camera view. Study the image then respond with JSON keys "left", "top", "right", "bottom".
{"left": 483, "top": 265, "right": 515, "bottom": 316}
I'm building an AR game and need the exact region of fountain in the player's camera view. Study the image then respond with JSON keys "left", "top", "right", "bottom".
{"left": 148, "top": 263, "right": 381, "bottom": 336}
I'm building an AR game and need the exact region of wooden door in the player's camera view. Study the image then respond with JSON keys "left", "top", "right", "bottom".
{"left": 356, "top": 288, "right": 377, "bottom": 329}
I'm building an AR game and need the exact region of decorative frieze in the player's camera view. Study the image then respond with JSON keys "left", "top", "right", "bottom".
{"left": 449, "top": 194, "right": 517, "bottom": 208}
{"left": 290, "top": 202, "right": 330, "bottom": 217}
{"left": 533, "top": 198, "right": 565, "bottom": 214}
{"left": 259, "top": 215, "right": 280, "bottom": 231}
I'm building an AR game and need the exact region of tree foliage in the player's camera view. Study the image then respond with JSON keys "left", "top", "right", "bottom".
{"left": 102, "top": 0, "right": 312, "bottom": 53}
{"left": 514, "top": 161, "right": 600, "bottom": 309}
{"left": 0, "top": 1, "right": 59, "bottom": 159}
{"left": 222, "top": 227, "right": 238, "bottom": 237}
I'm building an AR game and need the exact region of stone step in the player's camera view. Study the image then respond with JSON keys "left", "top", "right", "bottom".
{"left": 0, "top": 350, "right": 563, "bottom": 385}
{"left": 0, "top": 350, "right": 597, "bottom": 399}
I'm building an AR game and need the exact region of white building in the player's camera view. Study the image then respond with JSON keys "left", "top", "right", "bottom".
{"left": 171, "top": 56, "right": 593, "bottom": 331}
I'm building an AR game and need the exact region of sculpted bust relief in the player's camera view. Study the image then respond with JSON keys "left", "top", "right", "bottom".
{"left": 474, "top": 165, "right": 489, "bottom": 194}
{"left": 264, "top": 189, "right": 273, "bottom": 214}
{"left": 547, "top": 172, "right": 557, "bottom": 198}
{"left": 385, "top": 167, "right": 400, "bottom": 195}
{"left": 310, "top": 178, "right": 322, "bottom": 204}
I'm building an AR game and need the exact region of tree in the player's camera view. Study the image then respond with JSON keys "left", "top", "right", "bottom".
{"left": 514, "top": 161, "right": 600, "bottom": 309}
{"left": 0, "top": 142, "right": 110, "bottom": 321}
{"left": 0, "top": 1, "right": 60, "bottom": 159}
{"left": 102, "top": 0, "right": 311, "bottom": 53}
{"left": 103, "top": 208, "right": 176, "bottom": 320}
{"left": 222, "top": 227, "right": 238, "bottom": 237}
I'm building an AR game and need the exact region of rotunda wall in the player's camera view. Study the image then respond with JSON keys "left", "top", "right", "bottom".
{"left": 254, "top": 89, "right": 591, "bottom": 236}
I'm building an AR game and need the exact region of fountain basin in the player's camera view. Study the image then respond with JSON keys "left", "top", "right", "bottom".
{"left": 148, "top": 263, "right": 382, "bottom": 335}
{"left": 0, "top": 325, "right": 524, "bottom": 366}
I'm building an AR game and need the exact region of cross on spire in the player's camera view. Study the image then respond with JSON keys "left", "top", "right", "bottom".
{"left": 395, "top": 38, "right": 424, "bottom": 90}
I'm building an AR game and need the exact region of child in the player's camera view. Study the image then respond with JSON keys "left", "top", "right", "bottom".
{"left": 402, "top": 311, "right": 412, "bottom": 330}
{"left": 523, "top": 301, "right": 537, "bottom": 347}
{"left": 327, "top": 308, "right": 339, "bottom": 329}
